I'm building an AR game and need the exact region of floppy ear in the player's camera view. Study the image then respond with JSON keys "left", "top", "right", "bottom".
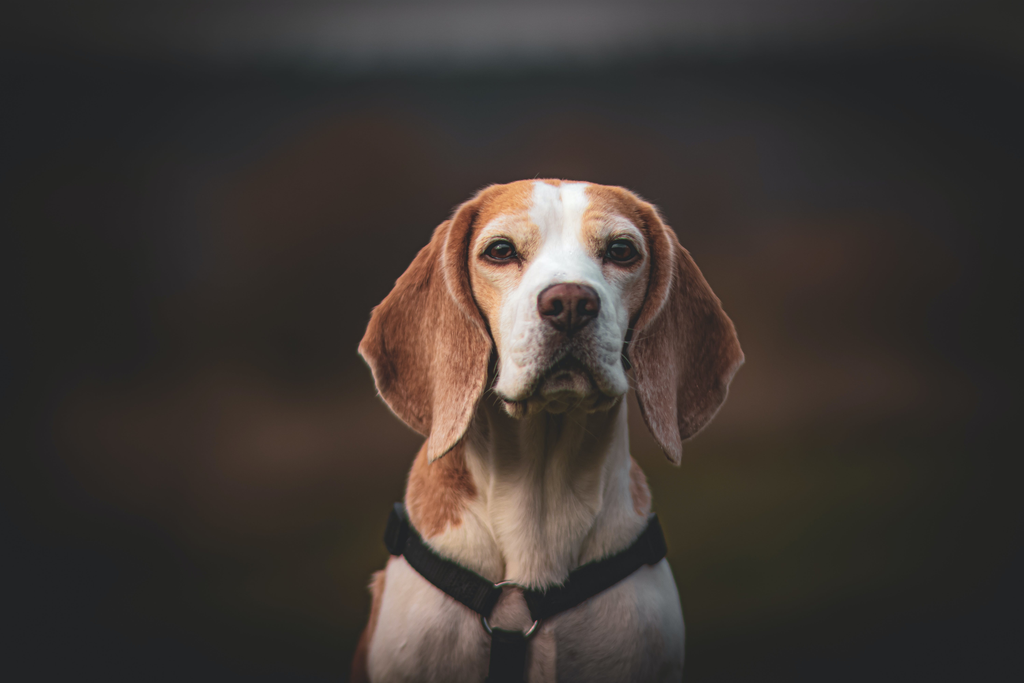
{"left": 358, "top": 198, "right": 492, "bottom": 462}
{"left": 629, "top": 203, "right": 744, "bottom": 464}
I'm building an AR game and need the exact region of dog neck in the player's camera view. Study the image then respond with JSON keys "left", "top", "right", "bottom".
{"left": 405, "top": 394, "right": 651, "bottom": 589}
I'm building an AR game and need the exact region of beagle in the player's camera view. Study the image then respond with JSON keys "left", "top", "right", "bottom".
{"left": 352, "top": 180, "right": 743, "bottom": 682}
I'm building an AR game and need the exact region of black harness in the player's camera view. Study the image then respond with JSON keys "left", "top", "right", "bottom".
{"left": 384, "top": 502, "right": 668, "bottom": 683}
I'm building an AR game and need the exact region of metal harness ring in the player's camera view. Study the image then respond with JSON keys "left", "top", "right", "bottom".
{"left": 481, "top": 579, "right": 540, "bottom": 639}
{"left": 481, "top": 615, "right": 541, "bottom": 639}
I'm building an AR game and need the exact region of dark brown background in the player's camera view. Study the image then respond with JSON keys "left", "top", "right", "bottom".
{"left": 3, "top": 2, "right": 1022, "bottom": 681}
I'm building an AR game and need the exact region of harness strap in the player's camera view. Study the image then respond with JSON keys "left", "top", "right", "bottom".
{"left": 384, "top": 502, "right": 503, "bottom": 617}
{"left": 384, "top": 502, "right": 668, "bottom": 682}
{"left": 487, "top": 628, "right": 529, "bottom": 683}
{"left": 523, "top": 514, "right": 667, "bottom": 620}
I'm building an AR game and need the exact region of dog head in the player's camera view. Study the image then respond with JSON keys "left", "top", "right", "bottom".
{"left": 359, "top": 180, "right": 743, "bottom": 464}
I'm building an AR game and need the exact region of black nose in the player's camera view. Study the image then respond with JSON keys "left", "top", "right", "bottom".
{"left": 537, "top": 283, "right": 601, "bottom": 334}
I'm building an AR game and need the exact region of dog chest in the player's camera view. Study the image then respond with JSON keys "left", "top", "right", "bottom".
{"left": 367, "top": 557, "right": 684, "bottom": 683}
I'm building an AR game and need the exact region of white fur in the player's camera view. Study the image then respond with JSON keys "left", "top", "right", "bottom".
{"left": 367, "top": 183, "right": 685, "bottom": 682}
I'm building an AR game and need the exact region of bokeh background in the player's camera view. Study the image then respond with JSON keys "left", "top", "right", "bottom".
{"left": 4, "top": 1, "right": 1022, "bottom": 681}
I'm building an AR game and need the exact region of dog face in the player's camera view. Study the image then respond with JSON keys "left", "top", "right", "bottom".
{"left": 468, "top": 181, "right": 650, "bottom": 416}
{"left": 359, "top": 180, "right": 743, "bottom": 463}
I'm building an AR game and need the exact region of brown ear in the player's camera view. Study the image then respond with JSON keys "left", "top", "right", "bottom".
{"left": 358, "top": 198, "right": 492, "bottom": 462}
{"left": 629, "top": 203, "right": 744, "bottom": 464}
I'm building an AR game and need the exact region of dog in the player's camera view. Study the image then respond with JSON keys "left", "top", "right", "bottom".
{"left": 351, "top": 180, "right": 742, "bottom": 682}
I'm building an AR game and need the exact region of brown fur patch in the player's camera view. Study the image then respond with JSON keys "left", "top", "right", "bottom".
{"left": 583, "top": 184, "right": 653, "bottom": 241}
{"left": 350, "top": 567, "right": 387, "bottom": 683}
{"left": 406, "top": 440, "right": 477, "bottom": 538}
{"left": 629, "top": 457, "right": 652, "bottom": 516}
{"left": 473, "top": 180, "right": 536, "bottom": 231}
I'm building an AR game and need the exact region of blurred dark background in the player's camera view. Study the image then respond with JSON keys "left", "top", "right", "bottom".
{"left": 3, "top": 1, "right": 1022, "bottom": 681}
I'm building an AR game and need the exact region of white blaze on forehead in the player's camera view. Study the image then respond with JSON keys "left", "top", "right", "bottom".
{"left": 529, "top": 181, "right": 589, "bottom": 243}
{"left": 527, "top": 181, "right": 597, "bottom": 282}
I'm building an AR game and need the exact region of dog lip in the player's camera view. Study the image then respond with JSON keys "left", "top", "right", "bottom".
{"left": 495, "top": 337, "right": 627, "bottom": 405}
{"left": 503, "top": 353, "right": 602, "bottom": 403}
{"left": 494, "top": 346, "right": 571, "bottom": 401}
{"left": 549, "top": 355, "right": 585, "bottom": 373}
{"left": 542, "top": 356, "right": 594, "bottom": 384}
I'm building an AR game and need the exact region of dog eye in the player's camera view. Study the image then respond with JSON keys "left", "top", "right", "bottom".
{"left": 484, "top": 240, "right": 517, "bottom": 261}
{"left": 606, "top": 240, "right": 637, "bottom": 263}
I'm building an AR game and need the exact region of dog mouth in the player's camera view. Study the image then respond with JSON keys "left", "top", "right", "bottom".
{"left": 497, "top": 353, "right": 620, "bottom": 418}
{"left": 538, "top": 355, "right": 595, "bottom": 396}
